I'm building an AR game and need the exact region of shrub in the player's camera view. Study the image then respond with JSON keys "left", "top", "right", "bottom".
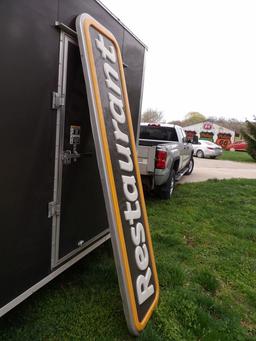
{"left": 242, "top": 119, "right": 256, "bottom": 160}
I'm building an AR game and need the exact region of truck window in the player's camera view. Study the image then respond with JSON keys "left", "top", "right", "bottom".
{"left": 140, "top": 126, "right": 178, "bottom": 141}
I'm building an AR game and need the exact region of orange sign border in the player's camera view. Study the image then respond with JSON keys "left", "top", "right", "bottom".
{"left": 77, "top": 14, "right": 159, "bottom": 333}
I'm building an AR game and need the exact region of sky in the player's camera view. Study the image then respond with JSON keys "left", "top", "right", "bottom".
{"left": 102, "top": 0, "right": 256, "bottom": 122}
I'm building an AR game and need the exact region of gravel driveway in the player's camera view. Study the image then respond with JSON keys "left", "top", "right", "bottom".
{"left": 180, "top": 158, "right": 256, "bottom": 183}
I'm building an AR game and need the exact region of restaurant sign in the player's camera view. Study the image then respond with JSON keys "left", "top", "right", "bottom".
{"left": 76, "top": 14, "right": 159, "bottom": 335}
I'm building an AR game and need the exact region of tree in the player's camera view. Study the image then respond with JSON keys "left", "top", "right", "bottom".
{"left": 169, "top": 113, "right": 246, "bottom": 134}
{"left": 183, "top": 112, "right": 206, "bottom": 126}
{"left": 168, "top": 112, "right": 206, "bottom": 127}
{"left": 168, "top": 119, "right": 183, "bottom": 126}
{"left": 241, "top": 118, "right": 256, "bottom": 160}
{"left": 207, "top": 116, "right": 246, "bottom": 136}
{"left": 141, "top": 109, "right": 164, "bottom": 123}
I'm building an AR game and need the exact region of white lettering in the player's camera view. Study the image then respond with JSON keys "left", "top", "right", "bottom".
{"left": 112, "top": 119, "right": 129, "bottom": 143}
{"left": 109, "top": 93, "right": 126, "bottom": 124}
{"left": 124, "top": 200, "right": 141, "bottom": 225}
{"left": 97, "top": 35, "right": 155, "bottom": 307}
{"left": 122, "top": 175, "right": 138, "bottom": 202}
{"left": 136, "top": 268, "right": 154, "bottom": 305}
{"left": 95, "top": 34, "right": 116, "bottom": 63}
{"left": 104, "top": 63, "right": 121, "bottom": 96}
{"left": 135, "top": 245, "right": 149, "bottom": 271}
{"left": 131, "top": 222, "right": 145, "bottom": 246}
{"left": 116, "top": 144, "right": 133, "bottom": 172}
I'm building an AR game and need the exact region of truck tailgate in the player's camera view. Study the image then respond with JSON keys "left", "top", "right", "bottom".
{"left": 137, "top": 145, "right": 156, "bottom": 175}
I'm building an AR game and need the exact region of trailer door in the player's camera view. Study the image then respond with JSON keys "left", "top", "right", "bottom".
{"left": 50, "top": 32, "right": 108, "bottom": 267}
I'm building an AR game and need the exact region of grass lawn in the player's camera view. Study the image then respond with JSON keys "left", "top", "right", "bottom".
{"left": 0, "top": 179, "right": 256, "bottom": 340}
{"left": 219, "top": 151, "right": 255, "bottom": 162}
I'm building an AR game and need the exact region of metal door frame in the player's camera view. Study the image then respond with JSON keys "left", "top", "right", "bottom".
{"left": 50, "top": 30, "right": 109, "bottom": 269}
{"left": 50, "top": 31, "right": 72, "bottom": 268}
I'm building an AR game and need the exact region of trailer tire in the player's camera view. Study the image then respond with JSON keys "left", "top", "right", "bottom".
{"left": 185, "top": 157, "right": 194, "bottom": 175}
{"left": 159, "top": 169, "right": 176, "bottom": 200}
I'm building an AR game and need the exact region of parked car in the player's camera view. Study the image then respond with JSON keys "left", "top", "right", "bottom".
{"left": 192, "top": 139, "right": 222, "bottom": 158}
{"left": 138, "top": 123, "right": 194, "bottom": 199}
{"left": 226, "top": 140, "right": 248, "bottom": 152}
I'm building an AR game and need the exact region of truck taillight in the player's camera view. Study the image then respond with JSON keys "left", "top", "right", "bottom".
{"left": 155, "top": 150, "right": 167, "bottom": 169}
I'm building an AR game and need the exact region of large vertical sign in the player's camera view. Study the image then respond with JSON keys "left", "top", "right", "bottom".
{"left": 76, "top": 14, "right": 159, "bottom": 335}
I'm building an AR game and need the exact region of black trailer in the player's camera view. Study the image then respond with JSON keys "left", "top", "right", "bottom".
{"left": 0, "top": 0, "right": 146, "bottom": 316}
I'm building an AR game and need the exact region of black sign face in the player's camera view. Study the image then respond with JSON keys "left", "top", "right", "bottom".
{"left": 76, "top": 14, "right": 159, "bottom": 335}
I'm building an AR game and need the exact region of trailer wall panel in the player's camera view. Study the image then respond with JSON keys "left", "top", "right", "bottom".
{"left": 0, "top": 0, "right": 59, "bottom": 307}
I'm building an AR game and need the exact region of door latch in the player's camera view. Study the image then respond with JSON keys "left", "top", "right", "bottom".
{"left": 62, "top": 150, "right": 81, "bottom": 165}
{"left": 52, "top": 92, "right": 65, "bottom": 109}
{"left": 48, "top": 202, "right": 61, "bottom": 218}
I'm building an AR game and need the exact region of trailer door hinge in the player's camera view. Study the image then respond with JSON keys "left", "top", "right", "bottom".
{"left": 52, "top": 92, "right": 65, "bottom": 109}
{"left": 48, "top": 201, "right": 61, "bottom": 218}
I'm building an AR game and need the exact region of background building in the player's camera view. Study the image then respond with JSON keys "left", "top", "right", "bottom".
{"left": 184, "top": 121, "right": 235, "bottom": 149}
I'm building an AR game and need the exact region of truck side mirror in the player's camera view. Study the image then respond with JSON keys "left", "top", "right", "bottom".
{"left": 182, "top": 137, "right": 189, "bottom": 143}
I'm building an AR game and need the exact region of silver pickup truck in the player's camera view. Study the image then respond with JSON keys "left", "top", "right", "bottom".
{"left": 138, "top": 123, "right": 194, "bottom": 199}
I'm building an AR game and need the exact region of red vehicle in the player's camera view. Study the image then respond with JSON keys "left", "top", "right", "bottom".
{"left": 226, "top": 140, "right": 248, "bottom": 152}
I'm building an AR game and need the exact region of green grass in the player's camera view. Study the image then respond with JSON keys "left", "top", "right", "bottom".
{"left": 1, "top": 179, "right": 256, "bottom": 340}
{"left": 219, "top": 151, "right": 255, "bottom": 162}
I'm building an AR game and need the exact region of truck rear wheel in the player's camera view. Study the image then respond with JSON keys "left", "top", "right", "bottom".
{"left": 159, "top": 169, "right": 176, "bottom": 200}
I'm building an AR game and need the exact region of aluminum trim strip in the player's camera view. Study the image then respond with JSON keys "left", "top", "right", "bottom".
{"left": 0, "top": 233, "right": 110, "bottom": 318}
{"left": 54, "top": 229, "right": 110, "bottom": 267}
